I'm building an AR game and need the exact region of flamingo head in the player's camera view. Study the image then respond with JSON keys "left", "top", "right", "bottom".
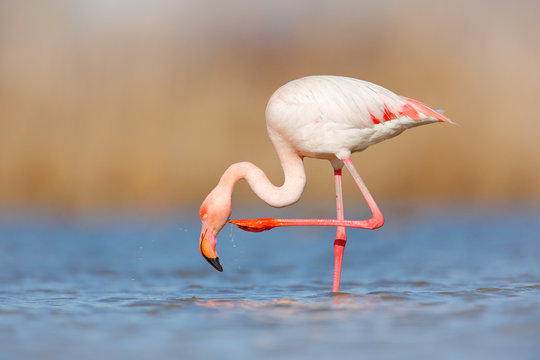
{"left": 198, "top": 189, "right": 232, "bottom": 272}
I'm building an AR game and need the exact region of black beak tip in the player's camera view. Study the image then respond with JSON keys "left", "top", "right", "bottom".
{"left": 204, "top": 256, "right": 223, "bottom": 272}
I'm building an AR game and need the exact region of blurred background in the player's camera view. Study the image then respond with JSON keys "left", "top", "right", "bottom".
{"left": 1, "top": 0, "right": 539, "bottom": 212}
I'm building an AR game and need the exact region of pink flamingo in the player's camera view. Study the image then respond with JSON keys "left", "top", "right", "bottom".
{"left": 199, "top": 75, "right": 452, "bottom": 292}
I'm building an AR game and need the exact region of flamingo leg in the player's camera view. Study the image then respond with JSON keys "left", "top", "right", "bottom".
{"left": 230, "top": 157, "right": 385, "bottom": 231}
{"left": 333, "top": 168, "right": 346, "bottom": 293}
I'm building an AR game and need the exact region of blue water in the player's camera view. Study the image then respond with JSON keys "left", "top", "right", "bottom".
{"left": 1, "top": 205, "right": 539, "bottom": 360}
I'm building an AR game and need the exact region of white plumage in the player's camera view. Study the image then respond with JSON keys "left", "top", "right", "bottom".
{"left": 266, "top": 75, "right": 449, "bottom": 161}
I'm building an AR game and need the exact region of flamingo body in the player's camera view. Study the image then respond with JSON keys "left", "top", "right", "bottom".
{"left": 266, "top": 76, "right": 450, "bottom": 162}
{"left": 198, "top": 75, "right": 452, "bottom": 291}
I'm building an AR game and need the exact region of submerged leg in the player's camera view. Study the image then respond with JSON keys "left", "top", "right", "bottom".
{"left": 230, "top": 158, "right": 384, "bottom": 231}
{"left": 333, "top": 168, "right": 347, "bottom": 293}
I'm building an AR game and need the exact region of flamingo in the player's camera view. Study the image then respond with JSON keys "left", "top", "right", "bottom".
{"left": 198, "top": 75, "right": 452, "bottom": 292}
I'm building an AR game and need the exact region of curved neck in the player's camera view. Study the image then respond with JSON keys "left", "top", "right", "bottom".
{"left": 217, "top": 142, "right": 306, "bottom": 208}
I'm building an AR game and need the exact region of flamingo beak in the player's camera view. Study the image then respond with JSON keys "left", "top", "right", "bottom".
{"left": 199, "top": 220, "right": 223, "bottom": 272}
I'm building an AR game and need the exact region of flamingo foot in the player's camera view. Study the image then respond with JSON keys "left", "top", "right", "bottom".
{"left": 229, "top": 218, "right": 280, "bottom": 232}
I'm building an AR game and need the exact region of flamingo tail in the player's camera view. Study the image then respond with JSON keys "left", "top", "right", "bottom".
{"left": 404, "top": 97, "right": 455, "bottom": 124}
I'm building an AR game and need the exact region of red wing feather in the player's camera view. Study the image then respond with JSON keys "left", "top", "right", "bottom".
{"left": 403, "top": 97, "right": 453, "bottom": 123}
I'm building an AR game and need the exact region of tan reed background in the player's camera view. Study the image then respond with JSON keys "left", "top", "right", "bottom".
{"left": 0, "top": 0, "right": 539, "bottom": 211}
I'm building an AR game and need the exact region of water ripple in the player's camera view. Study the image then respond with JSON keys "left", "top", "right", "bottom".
{"left": 0, "top": 210, "right": 539, "bottom": 360}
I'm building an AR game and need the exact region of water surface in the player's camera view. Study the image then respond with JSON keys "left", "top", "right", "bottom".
{"left": 0, "top": 206, "right": 539, "bottom": 359}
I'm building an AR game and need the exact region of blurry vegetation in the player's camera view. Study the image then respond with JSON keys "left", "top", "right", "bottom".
{"left": 0, "top": 0, "right": 539, "bottom": 210}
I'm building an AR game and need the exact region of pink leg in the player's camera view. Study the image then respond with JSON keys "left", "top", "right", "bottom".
{"left": 230, "top": 158, "right": 384, "bottom": 231}
{"left": 333, "top": 168, "right": 346, "bottom": 292}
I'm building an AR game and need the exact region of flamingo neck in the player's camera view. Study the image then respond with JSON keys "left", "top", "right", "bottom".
{"left": 217, "top": 143, "right": 306, "bottom": 208}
